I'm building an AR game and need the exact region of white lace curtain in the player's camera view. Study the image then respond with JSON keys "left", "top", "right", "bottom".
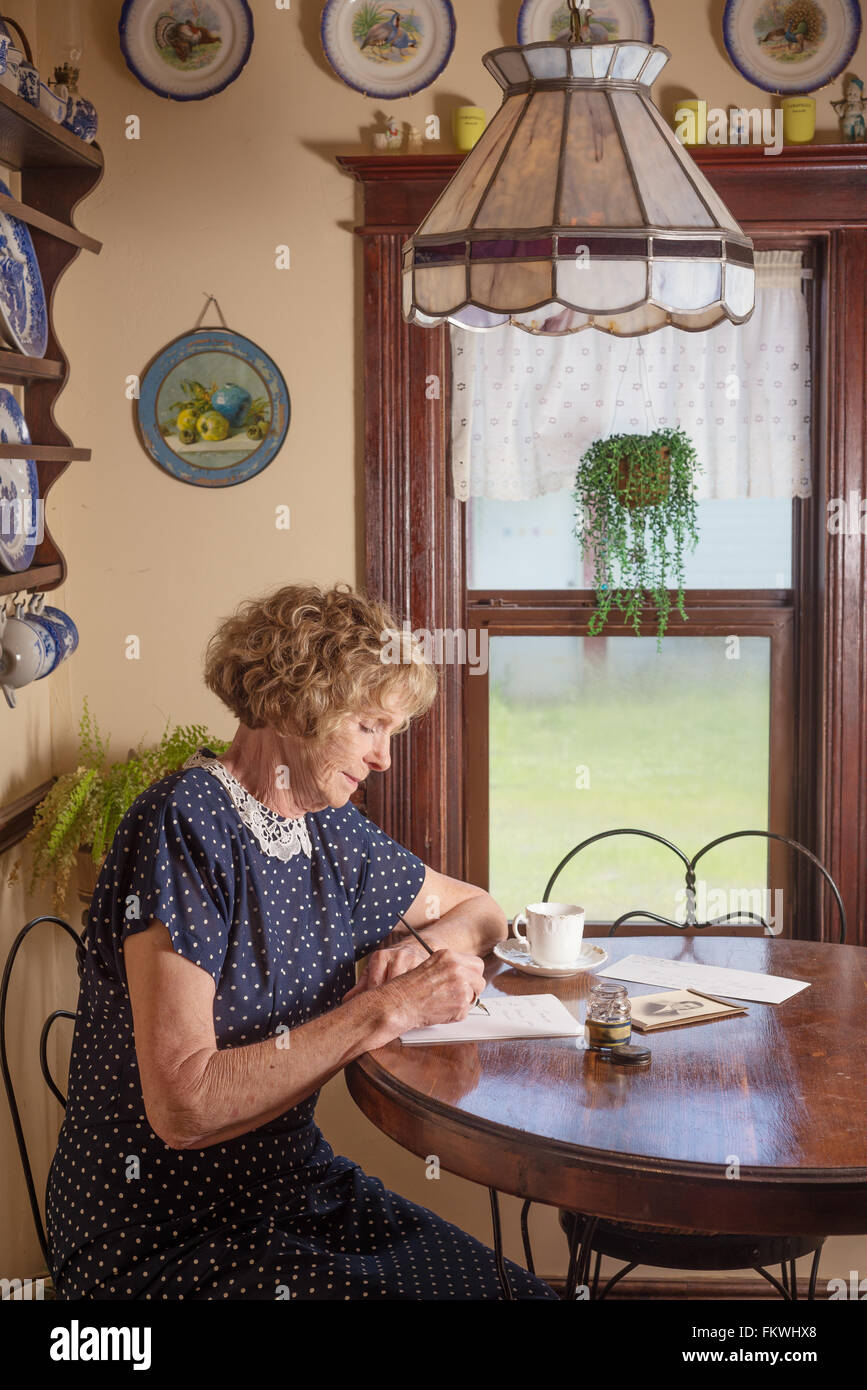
{"left": 450, "top": 250, "right": 811, "bottom": 501}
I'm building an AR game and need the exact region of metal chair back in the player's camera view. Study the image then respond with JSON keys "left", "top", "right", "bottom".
{"left": 0, "top": 915, "right": 84, "bottom": 1268}
{"left": 542, "top": 828, "right": 846, "bottom": 942}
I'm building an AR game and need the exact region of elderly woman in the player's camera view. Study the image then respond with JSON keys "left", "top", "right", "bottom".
{"left": 47, "top": 583, "right": 557, "bottom": 1300}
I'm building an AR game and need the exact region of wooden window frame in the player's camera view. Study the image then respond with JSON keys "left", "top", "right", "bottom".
{"left": 338, "top": 147, "right": 867, "bottom": 945}
{"left": 464, "top": 594, "right": 794, "bottom": 930}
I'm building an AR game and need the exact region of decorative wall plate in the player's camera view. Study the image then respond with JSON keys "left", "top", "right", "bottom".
{"left": 118, "top": 0, "right": 254, "bottom": 101}
{"left": 320, "top": 0, "right": 456, "bottom": 99}
{"left": 0, "top": 388, "right": 38, "bottom": 572}
{"left": 0, "top": 175, "right": 47, "bottom": 358}
{"left": 517, "top": 0, "right": 655, "bottom": 44}
{"left": 723, "top": 0, "right": 862, "bottom": 94}
{"left": 136, "top": 327, "right": 290, "bottom": 487}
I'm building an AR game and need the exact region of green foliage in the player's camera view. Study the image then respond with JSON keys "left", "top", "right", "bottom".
{"left": 243, "top": 396, "right": 270, "bottom": 426}
{"left": 6, "top": 697, "right": 229, "bottom": 912}
{"left": 572, "top": 428, "right": 701, "bottom": 650}
{"left": 352, "top": 3, "right": 388, "bottom": 42}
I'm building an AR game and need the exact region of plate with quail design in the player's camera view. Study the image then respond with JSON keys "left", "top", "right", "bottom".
{"left": 517, "top": 0, "right": 655, "bottom": 45}
{"left": 320, "top": 0, "right": 456, "bottom": 99}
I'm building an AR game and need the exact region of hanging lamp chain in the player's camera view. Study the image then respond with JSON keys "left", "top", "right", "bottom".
{"left": 567, "top": 0, "right": 592, "bottom": 43}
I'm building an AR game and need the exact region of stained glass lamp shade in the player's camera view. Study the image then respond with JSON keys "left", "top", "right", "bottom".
{"left": 402, "top": 40, "right": 755, "bottom": 337}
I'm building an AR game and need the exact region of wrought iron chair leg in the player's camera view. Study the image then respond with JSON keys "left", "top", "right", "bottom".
{"left": 789, "top": 1257, "right": 798, "bottom": 1300}
{"left": 599, "top": 1261, "right": 638, "bottom": 1300}
{"left": 520, "top": 1199, "right": 535, "bottom": 1275}
{"left": 780, "top": 1261, "right": 790, "bottom": 1297}
{"left": 575, "top": 1216, "right": 598, "bottom": 1295}
{"left": 488, "top": 1188, "right": 514, "bottom": 1299}
{"left": 807, "top": 1246, "right": 822, "bottom": 1300}
{"left": 591, "top": 1249, "right": 602, "bottom": 1299}
{"left": 754, "top": 1265, "right": 792, "bottom": 1299}
{"left": 564, "top": 1217, "right": 582, "bottom": 1299}
{"left": 563, "top": 1214, "right": 597, "bottom": 1298}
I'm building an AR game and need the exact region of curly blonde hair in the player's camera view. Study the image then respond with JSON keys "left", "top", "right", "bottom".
{"left": 203, "top": 582, "right": 438, "bottom": 743}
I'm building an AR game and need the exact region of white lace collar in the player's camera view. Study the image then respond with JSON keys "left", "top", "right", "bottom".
{"left": 182, "top": 747, "right": 312, "bottom": 861}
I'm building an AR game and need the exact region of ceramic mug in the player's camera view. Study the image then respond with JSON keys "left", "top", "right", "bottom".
{"left": 29, "top": 594, "right": 79, "bottom": 661}
{"left": 17, "top": 60, "right": 40, "bottom": 107}
{"left": 781, "top": 97, "right": 816, "bottom": 145}
{"left": 512, "top": 901, "right": 585, "bottom": 968}
{"left": 0, "top": 45, "right": 22, "bottom": 92}
{"left": 0, "top": 603, "right": 57, "bottom": 707}
{"left": 39, "top": 81, "right": 66, "bottom": 123}
{"left": 452, "top": 106, "right": 486, "bottom": 151}
{"left": 674, "top": 99, "right": 707, "bottom": 146}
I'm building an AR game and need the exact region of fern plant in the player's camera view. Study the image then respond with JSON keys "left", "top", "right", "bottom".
{"left": 6, "top": 698, "right": 229, "bottom": 911}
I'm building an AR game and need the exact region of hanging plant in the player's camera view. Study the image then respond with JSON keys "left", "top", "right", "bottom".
{"left": 572, "top": 428, "right": 702, "bottom": 649}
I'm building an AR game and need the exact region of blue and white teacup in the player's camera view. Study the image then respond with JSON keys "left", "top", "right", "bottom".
{"left": 0, "top": 45, "right": 22, "bottom": 93}
{"left": 29, "top": 595, "right": 78, "bottom": 663}
{"left": 0, "top": 603, "right": 57, "bottom": 708}
{"left": 0, "top": 35, "right": 10, "bottom": 76}
{"left": 17, "top": 60, "right": 40, "bottom": 107}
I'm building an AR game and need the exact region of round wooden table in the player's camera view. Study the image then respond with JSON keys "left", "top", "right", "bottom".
{"left": 346, "top": 937, "right": 867, "bottom": 1242}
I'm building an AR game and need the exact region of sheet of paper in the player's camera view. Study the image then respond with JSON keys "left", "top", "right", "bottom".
{"left": 400, "top": 993, "right": 582, "bottom": 1045}
{"left": 597, "top": 954, "right": 810, "bottom": 1005}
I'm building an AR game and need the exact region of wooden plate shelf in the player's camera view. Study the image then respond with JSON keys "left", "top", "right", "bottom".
{"left": 0, "top": 82, "right": 103, "bottom": 600}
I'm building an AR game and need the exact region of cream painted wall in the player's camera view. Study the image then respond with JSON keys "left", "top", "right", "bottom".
{"left": 2, "top": 0, "right": 865, "bottom": 1290}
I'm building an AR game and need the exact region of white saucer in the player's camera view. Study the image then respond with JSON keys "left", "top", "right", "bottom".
{"left": 493, "top": 938, "right": 608, "bottom": 978}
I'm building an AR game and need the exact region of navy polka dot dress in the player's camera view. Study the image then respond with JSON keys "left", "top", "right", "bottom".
{"left": 46, "top": 747, "right": 557, "bottom": 1300}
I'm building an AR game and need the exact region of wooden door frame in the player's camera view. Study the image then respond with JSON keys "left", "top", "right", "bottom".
{"left": 338, "top": 146, "right": 867, "bottom": 944}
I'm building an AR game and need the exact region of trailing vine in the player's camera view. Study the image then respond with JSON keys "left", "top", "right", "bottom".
{"left": 572, "top": 427, "right": 701, "bottom": 649}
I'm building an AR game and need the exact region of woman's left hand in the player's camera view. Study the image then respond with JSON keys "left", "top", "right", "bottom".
{"left": 343, "top": 940, "right": 430, "bottom": 1000}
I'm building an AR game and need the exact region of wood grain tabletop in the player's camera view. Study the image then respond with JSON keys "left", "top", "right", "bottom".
{"left": 346, "top": 936, "right": 867, "bottom": 1235}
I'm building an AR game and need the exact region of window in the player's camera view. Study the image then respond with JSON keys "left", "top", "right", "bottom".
{"left": 460, "top": 243, "right": 815, "bottom": 929}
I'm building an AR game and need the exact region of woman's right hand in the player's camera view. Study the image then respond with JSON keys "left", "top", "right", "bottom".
{"left": 376, "top": 947, "right": 487, "bottom": 1041}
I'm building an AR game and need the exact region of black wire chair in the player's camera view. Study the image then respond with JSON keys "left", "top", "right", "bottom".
{"left": 488, "top": 828, "right": 846, "bottom": 1300}
{"left": 0, "top": 915, "right": 85, "bottom": 1270}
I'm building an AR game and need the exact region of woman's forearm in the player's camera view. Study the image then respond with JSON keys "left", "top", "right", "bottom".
{"left": 406, "top": 891, "right": 509, "bottom": 958}
{"left": 164, "top": 985, "right": 402, "bottom": 1150}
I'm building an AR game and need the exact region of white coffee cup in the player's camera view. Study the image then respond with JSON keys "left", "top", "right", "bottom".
{"left": 512, "top": 901, "right": 585, "bottom": 967}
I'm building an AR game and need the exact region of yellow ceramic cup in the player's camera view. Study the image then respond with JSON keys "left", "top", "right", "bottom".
{"left": 452, "top": 106, "right": 486, "bottom": 151}
{"left": 781, "top": 96, "right": 816, "bottom": 144}
{"left": 673, "top": 99, "right": 707, "bottom": 145}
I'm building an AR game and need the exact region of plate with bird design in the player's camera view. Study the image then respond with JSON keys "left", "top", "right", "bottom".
{"left": 320, "top": 0, "right": 456, "bottom": 99}
{"left": 0, "top": 389, "right": 39, "bottom": 574}
{"left": 118, "top": 0, "right": 254, "bottom": 101}
{"left": 517, "top": 0, "right": 655, "bottom": 45}
{"left": 0, "top": 176, "right": 47, "bottom": 359}
{"left": 723, "top": 0, "right": 862, "bottom": 94}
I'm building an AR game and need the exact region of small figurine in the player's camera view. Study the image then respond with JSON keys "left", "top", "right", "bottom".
{"left": 831, "top": 74, "right": 866, "bottom": 142}
{"left": 385, "top": 114, "right": 404, "bottom": 151}
{"left": 406, "top": 124, "right": 423, "bottom": 154}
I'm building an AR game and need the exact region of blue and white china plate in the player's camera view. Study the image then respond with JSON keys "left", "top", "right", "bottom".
{"left": 0, "top": 176, "right": 47, "bottom": 358}
{"left": 494, "top": 938, "right": 609, "bottom": 978}
{"left": 321, "top": 0, "right": 456, "bottom": 99}
{"left": 517, "top": 0, "right": 654, "bottom": 44}
{"left": 136, "top": 327, "right": 290, "bottom": 488}
{"left": 723, "top": 0, "right": 862, "bottom": 94}
{"left": 0, "top": 388, "right": 38, "bottom": 573}
{"left": 119, "top": 0, "right": 254, "bottom": 101}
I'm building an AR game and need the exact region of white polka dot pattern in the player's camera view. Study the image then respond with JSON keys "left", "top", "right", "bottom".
{"left": 45, "top": 749, "right": 557, "bottom": 1300}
